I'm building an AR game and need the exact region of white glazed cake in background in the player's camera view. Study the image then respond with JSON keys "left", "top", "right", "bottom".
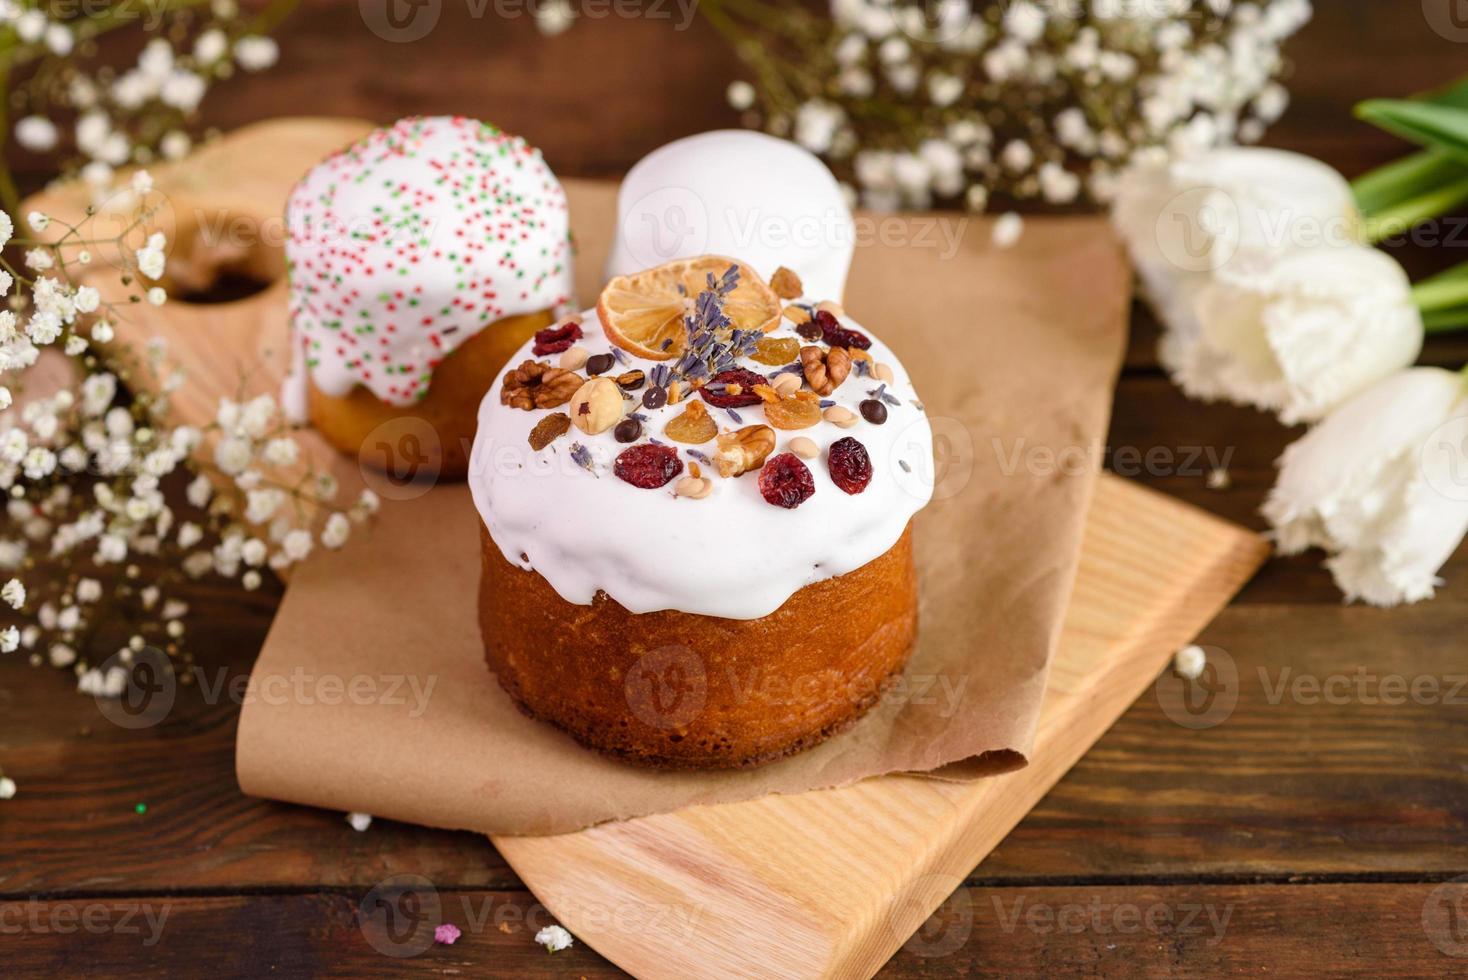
{"left": 606, "top": 130, "right": 855, "bottom": 304}
{"left": 282, "top": 115, "right": 574, "bottom": 421}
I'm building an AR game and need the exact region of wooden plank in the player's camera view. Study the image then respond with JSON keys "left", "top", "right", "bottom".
{"left": 3, "top": 883, "right": 1461, "bottom": 977}
{"left": 490, "top": 475, "right": 1268, "bottom": 979}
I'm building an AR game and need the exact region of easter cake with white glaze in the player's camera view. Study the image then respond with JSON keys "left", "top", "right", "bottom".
{"left": 283, "top": 115, "right": 573, "bottom": 479}
{"left": 469, "top": 256, "right": 934, "bottom": 768}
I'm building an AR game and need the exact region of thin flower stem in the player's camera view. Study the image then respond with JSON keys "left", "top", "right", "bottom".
{"left": 0, "top": 58, "right": 18, "bottom": 214}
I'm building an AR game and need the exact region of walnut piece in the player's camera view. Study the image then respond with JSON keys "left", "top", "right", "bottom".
{"left": 715, "top": 424, "right": 777, "bottom": 478}
{"left": 501, "top": 360, "right": 584, "bottom": 411}
{"left": 800, "top": 345, "right": 851, "bottom": 396}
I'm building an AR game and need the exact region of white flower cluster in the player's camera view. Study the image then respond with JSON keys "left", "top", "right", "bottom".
{"left": 733, "top": 0, "right": 1312, "bottom": 210}
{"left": 4, "top": 0, "right": 280, "bottom": 193}
{"left": 0, "top": 186, "right": 374, "bottom": 690}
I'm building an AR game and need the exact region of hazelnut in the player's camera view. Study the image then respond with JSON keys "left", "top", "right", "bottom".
{"left": 714, "top": 424, "right": 777, "bottom": 478}
{"left": 569, "top": 377, "right": 625, "bottom": 435}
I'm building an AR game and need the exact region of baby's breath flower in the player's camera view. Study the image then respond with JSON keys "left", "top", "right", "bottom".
{"left": 0, "top": 625, "right": 19, "bottom": 653}
{"left": 321, "top": 512, "right": 350, "bottom": 549}
{"left": 14, "top": 115, "right": 57, "bottom": 153}
{"left": 214, "top": 436, "right": 252, "bottom": 476}
{"left": 2, "top": 579, "right": 25, "bottom": 609}
{"left": 281, "top": 529, "right": 312, "bottom": 562}
{"left": 234, "top": 36, "right": 279, "bottom": 71}
{"left": 134, "top": 232, "right": 167, "bottom": 280}
{"left": 261, "top": 437, "right": 298, "bottom": 467}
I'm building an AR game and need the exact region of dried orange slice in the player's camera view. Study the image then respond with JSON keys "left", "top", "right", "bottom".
{"left": 597, "top": 255, "right": 782, "bottom": 360}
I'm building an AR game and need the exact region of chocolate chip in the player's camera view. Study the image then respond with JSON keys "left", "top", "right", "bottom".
{"left": 859, "top": 398, "right": 888, "bottom": 425}
{"left": 615, "top": 369, "right": 646, "bottom": 391}
{"left": 642, "top": 385, "right": 668, "bottom": 410}
{"left": 586, "top": 353, "right": 615, "bottom": 376}
{"left": 614, "top": 417, "right": 642, "bottom": 443}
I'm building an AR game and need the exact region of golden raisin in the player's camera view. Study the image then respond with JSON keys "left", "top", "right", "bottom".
{"left": 751, "top": 336, "right": 801, "bottom": 366}
{"left": 664, "top": 399, "right": 718, "bottom": 444}
{"left": 753, "top": 384, "right": 823, "bottom": 430}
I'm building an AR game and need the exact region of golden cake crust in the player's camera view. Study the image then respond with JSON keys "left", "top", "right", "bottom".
{"left": 307, "top": 309, "right": 554, "bottom": 481}
{"left": 478, "top": 521, "right": 918, "bottom": 769}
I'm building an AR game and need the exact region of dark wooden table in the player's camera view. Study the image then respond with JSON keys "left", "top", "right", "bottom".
{"left": 5, "top": 3, "right": 1468, "bottom": 976}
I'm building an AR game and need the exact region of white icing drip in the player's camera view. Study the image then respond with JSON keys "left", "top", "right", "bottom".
{"left": 284, "top": 116, "right": 574, "bottom": 409}
{"left": 281, "top": 327, "right": 309, "bottom": 424}
{"left": 468, "top": 307, "right": 934, "bottom": 620}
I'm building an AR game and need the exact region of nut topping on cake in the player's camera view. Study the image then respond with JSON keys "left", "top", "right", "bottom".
{"left": 502, "top": 360, "right": 584, "bottom": 411}
{"left": 800, "top": 345, "right": 851, "bottom": 396}
{"left": 569, "top": 377, "right": 625, "bottom": 435}
{"left": 715, "top": 425, "right": 776, "bottom": 478}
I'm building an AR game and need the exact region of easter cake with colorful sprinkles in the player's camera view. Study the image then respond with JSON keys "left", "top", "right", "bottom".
{"left": 469, "top": 256, "right": 935, "bottom": 769}
{"left": 282, "top": 115, "right": 573, "bottom": 479}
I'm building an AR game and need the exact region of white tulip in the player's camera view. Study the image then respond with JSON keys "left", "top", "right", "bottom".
{"left": 1185, "top": 245, "right": 1423, "bottom": 423}
{"left": 1112, "top": 146, "right": 1418, "bottom": 423}
{"left": 1263, "top": 368, "right": 1468, "bottom": 606}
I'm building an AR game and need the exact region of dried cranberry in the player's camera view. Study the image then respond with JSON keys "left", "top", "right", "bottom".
{"left": 814, "top": 309, "right": 872, "bottom": 351}
{"left": 698, "top": 368, "right": 767, "bottom": 409}
{"left": 827, "top": 436, "right": 872, "bottom": 494}
{"left": 758, "top": 453, "right": 815, "bottom": 509}
{"left": 614, "top": 443, "right": 683, "bottom": 489}
{"left": 532, "top": 321, "right": 582, "bottom": 356}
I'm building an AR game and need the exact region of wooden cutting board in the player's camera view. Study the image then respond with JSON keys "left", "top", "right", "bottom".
{"left": 25, "top": 118, "right": 1268, "bottom": 979}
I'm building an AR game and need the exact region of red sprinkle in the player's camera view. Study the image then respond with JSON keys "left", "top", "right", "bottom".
{"left": 827, "top": 436, "right": 872, "bottom": 494}
{"left": 614, "top": 443, "right": 684, "bottom": 489}
{"left": 815, "top": 309, "right": 871, "bottom": 350}
{"left": 698, "top": 368, "right": 768, "bottom": 409}
{"left": 758, "top": 453, "right": 816, "bottom": 509}
{"left": 532, "top": 321, "right": 582, "bottom": 356}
